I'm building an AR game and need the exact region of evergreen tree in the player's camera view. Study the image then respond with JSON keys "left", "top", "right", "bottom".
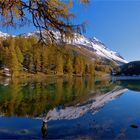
{"left": 41, "top": 46, "right": 49, "bottom": 73}
{"left": 89, "top": 63, "right": 95, "bottom": 76}
{"left": 33, "top": 46, "right": 41, "bottom": 72}
{"left": 15, "top": 46, "right": 24, "bottom": 64}
{"left": 7, "top": 38, "right": 22, "bottom": 77}
{"left": 85, "top": 64, "right": 90, "bottom": 74}
{"left": 74, "top": 56, "right": 84, "bottom": 75}
{"left": 65, "top": 57, "right": 73, "bottom": 74}
{"left": 55, "top": 53, "right": 64, "bottom": 75}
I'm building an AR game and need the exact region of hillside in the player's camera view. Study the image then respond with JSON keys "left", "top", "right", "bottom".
{"left": 0, "top": 31, "right": 127, "bottom": 77}
{"left": 112, "top": 61, "right": 140, "bottom": 76}
{"left": 22, "top": 31, "right": 127, "bottom": 65}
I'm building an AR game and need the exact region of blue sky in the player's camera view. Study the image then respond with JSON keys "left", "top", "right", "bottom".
{"left": 0, "top": 0, "right": 140, "bottom": 62}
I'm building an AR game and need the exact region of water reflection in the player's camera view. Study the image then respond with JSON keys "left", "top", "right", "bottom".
{"left": 0, "top": 77, "right": 117, "bottom": 117}
{"left": 45, "top": 87, "right": 126, "bottom": 121}
{"left": 41, "top": 121, "right": 48, "bottom": 139}
{"left": 0, "top": 77, "right": 131, "bottom": 139}
{"left": 115, "top": 80, "right": 140, "bottom": 92}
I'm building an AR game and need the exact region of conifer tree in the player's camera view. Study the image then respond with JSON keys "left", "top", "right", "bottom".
{"left": 55, "top": 53, "right": 64, "bottom": 75}
{"left": 15, "top": 46, "right": 24, "bottom": 64}
{"left": 7, "top": 38, "right": 22, "bottom": 77}
{"left": 74, "top": 56, "right": 84, "bottom": 75}
{"left": 0, "top": 0, "right": 89, "bottom": 41}
{"left": 85, "top": 64, "right": 90, "bottom": 74}
{"left": 41, "top": 46, "right": 49, "bottom": 73}
{"left": 2, "top": 47, "right": 10, "bottom": 67}
{"left": 33, "top": 46, "right": 41, "bottom": 72}
{"left": 89, "top": 63, "right": 95, "bottom": 76}
{"left": 65, "top": 57, "right": 73, "bottom": 74}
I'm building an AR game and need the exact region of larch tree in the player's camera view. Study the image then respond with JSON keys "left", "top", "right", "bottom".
{"left": 55, "top": 53, "right": 64, "bottom": 75}
{"left": 74, "top": 56, "right": 81, "bottom": 75}
{"left": 40, "top": 46, "right": 49, "bottom": 73}
{"left": 33, "top": 46, "right": 42, "bottom": 72}
{"left": 15, "top": 45, "right": 24, "bottom": 64}
{"left": 89, "top": 63, "right": 95, "bottom": 76}
{"left": 7, "top": 38, "right": 22, "bottom": 77}
{"left": 0, "top": 0, "right": 89, "bottom": 41}
{"left": 65, "top": 57, "right": 73, "bottom": 75}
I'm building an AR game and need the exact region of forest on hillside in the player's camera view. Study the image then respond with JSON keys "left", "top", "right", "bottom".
{"left": 112, "top": 61, "right": 140, "bottom": 76}
{"left": 0, "top": 37, "right": 112, "bottom": 77}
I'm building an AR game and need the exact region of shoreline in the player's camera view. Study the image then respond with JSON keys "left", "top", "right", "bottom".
{"left": 112, "top": 76, "right": 140, "bottom": 81}
{"left": 0, "top": 71, "right": 110, "bottom": 81}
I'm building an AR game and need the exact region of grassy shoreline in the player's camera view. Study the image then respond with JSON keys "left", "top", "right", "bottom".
{"left": 0, "top": 70, "right": 110, "bottom": 82}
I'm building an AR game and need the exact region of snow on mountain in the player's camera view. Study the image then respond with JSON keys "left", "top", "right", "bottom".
{"left": 41, "top": 87, "right": 127, "bottom": 122}
{"left": 67, "top": 33, "right": 127, "bottom": 64}
{"left": 22, "top": 31, "right": 127, "bottom": 64}
{"left": 0, "top": 31, "right": 10, "bottom": 38}
{"left": 0, "top": 30, "right": 127, "bottom": 64}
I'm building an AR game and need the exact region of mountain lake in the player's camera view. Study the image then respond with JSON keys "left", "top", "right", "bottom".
{"left": 0, "top": 77, "right": 139, "bottom": 139}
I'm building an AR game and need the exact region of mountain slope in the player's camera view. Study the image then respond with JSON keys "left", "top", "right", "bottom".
{"left": 113, "top": 61, "right": 140, "bottom": 76}
{"left": 0, "top": 30, "right": 127, "bottom": 65}
{"left": 22, "top": 31, "right": 127, "bottom": 65}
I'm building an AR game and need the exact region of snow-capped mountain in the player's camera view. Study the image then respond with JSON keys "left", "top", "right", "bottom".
{"left": 22, "top": 31, "right": 127, "bottom": 64}
{"left": 0, "top": 30, "right": 127, "bottom": 64}
{"left": 69, "top": 34, "right": 127, "bottom": 64}
{"left": 0, "top": 31, "right": 10, "bottom": 38}
{"left": 39, "top": 87, "right": 127, "bottom": 122}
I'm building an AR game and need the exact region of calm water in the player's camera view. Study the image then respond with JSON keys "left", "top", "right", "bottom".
{"left": 0, "top": 77, "right": 140, "bottom": 139}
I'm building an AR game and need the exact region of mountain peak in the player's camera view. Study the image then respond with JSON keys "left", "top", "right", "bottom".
{"left": 0, "top": 31, "right": 10, "bottom": 38}
{"left": 92, "top": 37, "right": 100, "bottom": 42}
{"left": 0, "top": 30, "right": 127, "bottom": 64}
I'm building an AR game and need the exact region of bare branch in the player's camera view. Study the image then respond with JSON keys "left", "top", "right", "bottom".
{"left": 0, "top": 0, "right": 89, "bottom": 42}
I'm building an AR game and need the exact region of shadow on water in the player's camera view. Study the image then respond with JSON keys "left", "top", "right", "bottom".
{"left": 115, "top": 80, "right": 140, "bottom": 92}
{"left": 41, "top": 121, "right": 48, "bottom": 139}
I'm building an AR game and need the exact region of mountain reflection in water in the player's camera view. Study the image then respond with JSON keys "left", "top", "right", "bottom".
{"left": 0, "top": 77, "right": 118, "bottom": 117}
{"left": 0, "top": 77, "right": 139, "bottom": 139}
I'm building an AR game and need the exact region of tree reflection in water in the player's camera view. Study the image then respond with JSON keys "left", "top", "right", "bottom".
{"left": 116, "top": 80, "right": 140, "bottom": 92}
{"left": 0, "top": 77, "right": 119, "bottom": 138}
{"left": 0, "top": 77, "right": 116, "bottom": 117}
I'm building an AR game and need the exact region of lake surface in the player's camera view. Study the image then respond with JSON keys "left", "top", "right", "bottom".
{"left": 0, "top": 77, "right": 140, "bottom": 139}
